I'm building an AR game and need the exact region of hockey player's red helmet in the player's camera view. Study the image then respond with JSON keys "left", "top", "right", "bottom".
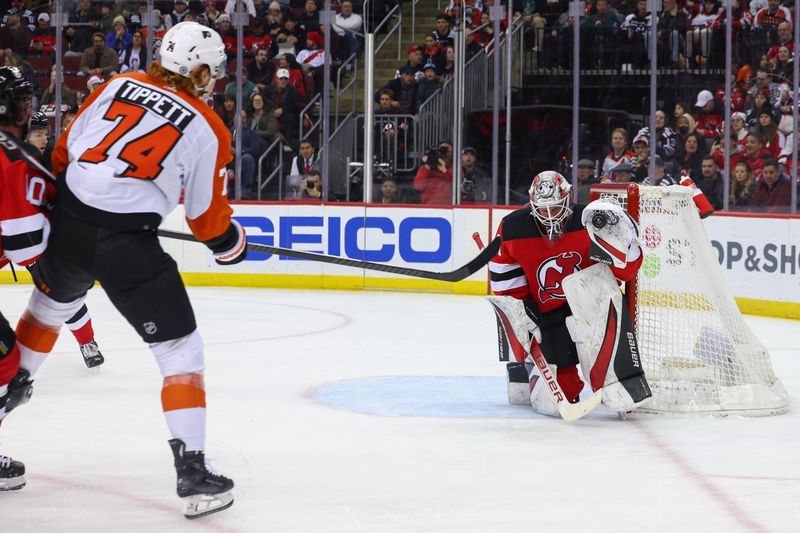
{"left": 529, "top": 170, "right": 573, "bottom": 239}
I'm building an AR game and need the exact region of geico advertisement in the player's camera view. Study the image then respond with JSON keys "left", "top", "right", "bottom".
{"left": 705, "top": 216, "right": 800, "bottom": 302}
{"left": 167, "top": 204, "right": 490, "bottom": 278}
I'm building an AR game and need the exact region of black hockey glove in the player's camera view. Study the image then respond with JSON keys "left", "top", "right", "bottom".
{"left": 206, "top": 220, "right": 248, "bottom": 266}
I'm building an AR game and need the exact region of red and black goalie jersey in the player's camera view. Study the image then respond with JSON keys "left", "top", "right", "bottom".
{"left": 0, "top": 132, "right": 54, "bottom": 269}
{"left": 489, "top": 205, "right": 642, "bottom": 314}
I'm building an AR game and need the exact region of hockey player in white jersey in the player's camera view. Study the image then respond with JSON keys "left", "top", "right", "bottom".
{"left": 9, "top": 22, "right": 245, "bottom": 518}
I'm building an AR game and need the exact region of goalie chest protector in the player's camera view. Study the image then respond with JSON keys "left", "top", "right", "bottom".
{"left": 491, "top": 205, "right": 640, "bottom": 313}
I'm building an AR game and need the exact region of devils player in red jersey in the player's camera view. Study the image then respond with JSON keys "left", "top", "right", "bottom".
{"left": 487, "top": 171, "right": 652, "bottom": 417}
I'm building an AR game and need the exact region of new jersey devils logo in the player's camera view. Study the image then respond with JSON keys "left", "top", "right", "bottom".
{"left": 536, "top": 252, "right": 582, "bottom": 303}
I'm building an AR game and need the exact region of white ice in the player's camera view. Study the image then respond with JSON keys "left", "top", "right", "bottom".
{"left": 1, "top": 285, "right": 799, "bottom": 533}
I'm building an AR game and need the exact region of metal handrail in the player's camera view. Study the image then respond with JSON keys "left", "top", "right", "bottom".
{"left": 335, "top": 53, "right": 358, "bottom": 124}
{"left": 256, "top": 136, "right": 286, "bottom": 200}
{"left": 299, "top": 92, "right": 322, "bottom": 143}
{"left": 373, "top": 4, "right": 402, "bottom": 60}
{"left": 315, "top": 111, "right": 355, "bottom": 198}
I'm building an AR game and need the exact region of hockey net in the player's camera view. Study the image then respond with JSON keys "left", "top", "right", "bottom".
{"left": 589, "top": 183, "right": 789, "bottom": 416}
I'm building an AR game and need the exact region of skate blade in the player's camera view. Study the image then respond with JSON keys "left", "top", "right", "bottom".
{"left": 183, "top": 490, "right": 234, "bottom": 519}
{"left": 0, "top": 476, "right": 26, "bottom": 491}
{"left": 83, "top": 356, "right": 105, "bottom": 369}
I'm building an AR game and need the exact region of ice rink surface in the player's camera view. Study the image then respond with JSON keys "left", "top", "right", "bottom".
{"left": 1, "top": 285, "right": 798, "bottom": 533}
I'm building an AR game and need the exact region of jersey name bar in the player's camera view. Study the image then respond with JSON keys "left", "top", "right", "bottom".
{"left": 115, "top": 81, "right": 196, "bottom": 131}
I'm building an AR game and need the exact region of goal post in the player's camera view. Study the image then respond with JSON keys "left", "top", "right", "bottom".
{"left": 588, "top": 183, "right": 789, "bottom": 416}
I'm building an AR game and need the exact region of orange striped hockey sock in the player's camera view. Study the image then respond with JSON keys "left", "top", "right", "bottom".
{"left": 161, "top": 373, "right": 206, "bottom": 452}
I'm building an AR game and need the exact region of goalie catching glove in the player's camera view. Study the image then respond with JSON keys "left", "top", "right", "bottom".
{"left": 582, "top": 198, "right": 640, "bottom": 269}
{"left": 204, "top": 219, "right": 248, "bottom": 265}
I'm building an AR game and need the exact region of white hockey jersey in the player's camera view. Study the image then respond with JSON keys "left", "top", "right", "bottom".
{"left": 52, "top": 72, "right": 233, "bottom": 242}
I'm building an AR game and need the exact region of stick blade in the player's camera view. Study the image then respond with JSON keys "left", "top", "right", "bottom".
{"left": 559, "top": 390, "right": 603, "bottom": 422}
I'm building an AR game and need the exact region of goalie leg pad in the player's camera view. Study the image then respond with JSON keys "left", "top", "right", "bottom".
{"left": 529, "top": 362, "right": 560, "bottom": 417}
{"left": 563, "top": 263, "right": 652, "bottom": 412}
{"left": 506, "top": 361, "right": 532, "bottom": 406}
{"left": 487, "top": 296, "right": 542, "bottom": 363}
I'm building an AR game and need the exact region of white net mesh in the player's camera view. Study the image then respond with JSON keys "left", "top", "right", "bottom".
{"left": 592, "top": 184, "right": 789, "bottom": 416}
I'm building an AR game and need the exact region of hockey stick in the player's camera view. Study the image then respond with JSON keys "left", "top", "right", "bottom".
{"left": 157, "top": 229, "right": 501, "bottom": 282}
{"left": 0, "top": 131, "right": 501, "bottom": 282}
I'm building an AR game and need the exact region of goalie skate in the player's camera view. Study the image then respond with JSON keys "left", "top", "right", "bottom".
{"left": 169, "top": 439, "right": 234, "bottom": 519}
{"left": 0, "top": 454, "right": 25, "bottom": 491}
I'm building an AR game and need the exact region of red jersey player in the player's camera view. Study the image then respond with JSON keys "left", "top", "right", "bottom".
{"left": 488, "top": 171, "right": 652, "bottom": 417}
{"left": 0, "top": 65, "right": 46, "bottom": 490}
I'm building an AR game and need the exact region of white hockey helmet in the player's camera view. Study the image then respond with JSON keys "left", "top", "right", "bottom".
{"left": 529, "top": 170, "right": 573, "bottom": 239}
{"left": 159, "top": 21, "right": 227, "bottom": 80}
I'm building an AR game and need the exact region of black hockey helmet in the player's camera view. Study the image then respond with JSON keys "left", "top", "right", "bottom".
{"left": 29, "top": 111, "right": 49, "bottom": 132}
{"left": 0, "top": 66, "right": 33, "bottom": 119}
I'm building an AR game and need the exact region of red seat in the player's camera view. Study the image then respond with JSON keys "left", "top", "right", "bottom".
{"left": 213, "top": 78, "right": 227, "bottom": 94}
{"left": 27, "top": 55, "right": 53, "bottom": 73}
{"left": 61, "top": 55, "right": 83, "bottom": 73}
{"left": 64, "top": 75, "right": 87, "bottom": 92}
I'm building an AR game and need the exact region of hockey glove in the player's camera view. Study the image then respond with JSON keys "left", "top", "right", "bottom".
{"left": 207, "top": 219, "right": 248, "bottom": 266}
{"left": 582, "top": 199, "right": 640, "bottom": 269}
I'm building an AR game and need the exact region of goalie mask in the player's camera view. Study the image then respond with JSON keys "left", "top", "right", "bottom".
{"left": 529, "top": 171, "right": 573, "bottom": 239}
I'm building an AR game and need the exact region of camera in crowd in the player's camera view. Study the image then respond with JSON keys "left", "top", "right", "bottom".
{"left": 461, "top": 178, "right": 475, "bottom": 193}
{"left": 425, "top": 146, "right": 449, "bottom": 169}
{"left": 306, "top": 178, "right": 317, "bottom": 189}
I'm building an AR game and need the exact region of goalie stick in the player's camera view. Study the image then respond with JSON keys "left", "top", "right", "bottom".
{"left": 0, "top": 131, "right": 501, "bottom": 283}
{"left": 478, "top": 238, "right": 601, "bottom": 421}
{"left": 158, "top": 229, "right": 501, "bottom": 283}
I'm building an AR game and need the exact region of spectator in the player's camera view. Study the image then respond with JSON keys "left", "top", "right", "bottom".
{"left": 249, "top": 48, "right": 277, "bottom": 92}
{"left": 519, "top": 0, "right": 548, "bottom": 52}
{"left": 377, "top": 177, "right": 398, "bottom": 203}
{"left": 272, "top": 56, "right": 306, "bottom": 99}
{"left": 297, "top": 0, "right": 321, "bottom": 34}
{"left": 297, "top": 31, "right": 325, "bottom": 88}
{"left": 778, "top": 129, "right": 800, "bottom": 169}
{"left": 694, "top": 156, "right": 724, "bottom": 209}
{"left": 417, "top": 61, "right": 443, "bottom": 106}
{"left": 244, "top": 22, "right": 272, "bottom": 58}
{"left": 129, "top": 1, "right": 148, "bottom": 32}
{"left": 630, "top": 133, "right": 651, "bottom": 182}
{"left": 225, "top": 68, "right": 260, "bottom": 100}
{"left": 575, "top": 158, "right": 598, "bottom": 203}
{"left": 767, "top": 21, "right": 794, "bottom": 62}
{"left": 637, "top": 110, "right": 679, "bottom": 163}
{"left": 216, "top": 14, "right": 238, "bottom": 59}
{"left": 675, "top": 131, "right": 706, "bottom": 177}
{"left": 710, "top": 130, "right": 739, "bottom": 170}
{"left": 748, "top": 68, "right": 787, "bottom": 107}
{"left": 601, "top": 127, "right": 634, "bottom": 179}
{"left": 694, "top": 89, "right": 724, "bottom": 140}
{"left": 273, "top": 15, "right": 304, "bottom": 57}
{"left": 750, "top": 159, "right": 791, "bottom": 211}
{"left": 199, "top": 0, "right": 222, "bottom": 27}
{"left": 732, "top": 132, "right": 767, "bottom": 179}
{"left": 106, "top": 15, "right": 133, "bottom": 54}
{"left": 66, "top": 0, "right": 100, "bottom": 57}
{"left": 165, "top": 0, "right": 192, "bottom": 29}
{"left": 441, "top": 45, "right": 456, "bottom": 77}
{"left": 141, "top": 10, "right": 168, "bottom": 60}
{"left": 247, "top": 92, "right": 279, "bottom": 143}
{"left": 771, "top": 46, "right": 793, "bottom": 83}
{"left": 414, "top": 147, "right": 454, "bottom": 204}
{"left": 80, "top": 31, "right": 120, "bottom": 78}
{"left": 580, "top": 0, "right": 620, "bottom": 43}
{"left": 289, "top": 139, "right": 318, "bottom": 176}
{"left": 753, "top": 108, "right": 784, "bottom": 159}
{"left": 293, "top": 169, "right": 323, "bottom": 200}
{"left": 224, "top": 0, "right": 258, "bottom": 18}
{"left": 621, "top": 0, "right": 651, "bottom": 68}
{"left": 731, "top": 111, "right": 749, "bottom": 148}
{"left": 460, "top": 146, "right": 491, "bottom": 203}
{"left": 747, "top": 91, "right": 772, "bottom": 127}
{"left": 264, "top": 69, "right": 301, "bottom": 150}
{"left": 217, "top": 93, "right": 237, "bottom": 128}
{"left": 401, "top": 45, "right": 425, "bottom": 78}
{"left": 119, "top": 30, "right": 148, "bottom": 73}
{"left": 672, "top": 101, "right": 688, "bottom": 128}
{"left": 610, "top": 162, "right": 635, "bottom": 183}
{"left": 40, "top": 66, "right": 79, "bottom": 112}
{"left": 2, "top": 0, "right": 35, "bottom": 31}
{"left": 422, "top": 33, "right": 445, "bottom": 72}
{"left": 645, "top": 155, "right": 679, "bottom": 185}
{"left": 266, "top": 2, "right": 286, "bottom": 40}
{"left": 438, "top": 141, "right": 454, "bottom": 167}
{"left": 87, "top": 74, "right": 105, "bottom": 94}
{"left": 97, "top": 2, "right": 117, "bottom": 33}
{"left": 753, "top": 0, "right": 791, "bottom": 29}
{"left": 29, "top": 13, "right": 56, "bottom": 57}
{"left": 333, "top": 0, "right": 363, "bottom": 59}
{"left": 0, "top": 8, "right": 32, "bottom": 56}
{"left": 729, "top": 161, "right": 755, "bottom": 209}
{"left": 658, "top": 0, "right": 689, "bottom": 68}
{"left": 686, "top": 0, "right": 721, "bottom": 69}
{"left": 433, "top": 15, "right": 456, "bottom": 47}
{"left": 231, "top": 111, "right": 267, "bottom": 199}
{"left": 378, "top": 65, "right": 418, "bottom": 114}
{"left": 675, "top": 112, "right": 697, "bottom": 143}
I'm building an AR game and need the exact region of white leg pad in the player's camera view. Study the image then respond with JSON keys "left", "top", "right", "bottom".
{"left": 530, "top": 363, "right": 560, "bottom": 417}
{"left": 151, "top": 330, "right": 205, "bottom": 377}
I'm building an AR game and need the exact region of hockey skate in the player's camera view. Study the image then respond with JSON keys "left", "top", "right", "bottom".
{"left": 168, "top": 439, "right": 234, "bottom": 519}
{"left": 0, "top": 454, "right": 25, "bottom": 491}
{"left": 79, "top": 340, "right": 105, "bottom": 368}
{"left": 5, "top": 369, "right": 33, "bottom": 414}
